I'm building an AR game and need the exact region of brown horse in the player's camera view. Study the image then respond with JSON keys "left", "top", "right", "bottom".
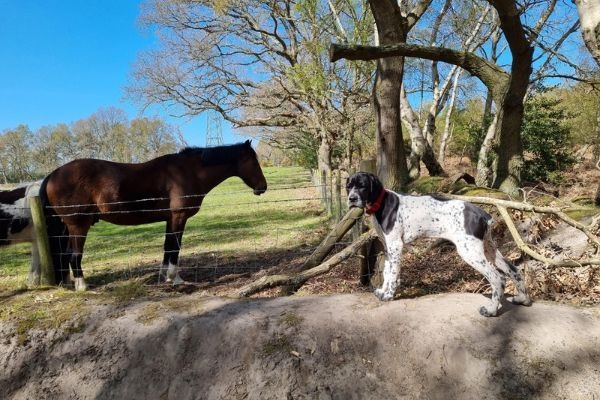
{"left": 40, "top": 140, "right": 267, "bottom": 290}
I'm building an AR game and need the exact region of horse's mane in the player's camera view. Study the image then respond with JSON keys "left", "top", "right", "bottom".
{"left": 178, "top": 140, "right": 254, "bottom": 165}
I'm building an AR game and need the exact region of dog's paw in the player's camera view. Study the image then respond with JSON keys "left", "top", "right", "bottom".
{"left": 511, "top": 295, "right": 532, "bottom": 306}
{"left": 374, "top": 288, "right": 394, "bottom": 301}
{"left": 478, "top": 306, "right": 498, "bottom": 317}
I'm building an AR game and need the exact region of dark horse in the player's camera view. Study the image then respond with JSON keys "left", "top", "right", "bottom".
{"left": 40, "top": 140, "right": 267, "bottom": 290}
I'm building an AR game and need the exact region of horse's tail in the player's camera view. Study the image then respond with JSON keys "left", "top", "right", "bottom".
{"left": 39, "top": 175, "right": 70, "bottom": 285}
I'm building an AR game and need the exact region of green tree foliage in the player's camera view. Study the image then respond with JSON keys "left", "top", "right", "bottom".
{"left": 444, "top": 98, "right": 486, "bottom": 162}
{"left": 289, "top": 131, "right": 319, "bottom": 169}
{"left": 555, "top": 80, "right": 600, "bottom": 160}
{"left": 0, "top": 109, "right": 184, "bottom": 183}
{"left": 0, "top": 125, "right": 35, "bottom": 183}
{"left": 521, "top": 95, "right": 575, "bottom": 184}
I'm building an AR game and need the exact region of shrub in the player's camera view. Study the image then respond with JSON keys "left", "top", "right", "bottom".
{"left": 521, "top": 95, "right": 575, "bottom": 184}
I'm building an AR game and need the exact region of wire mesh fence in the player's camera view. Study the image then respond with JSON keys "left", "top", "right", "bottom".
{"left": 0, "top": 167, "right": 352, "bottom": 289}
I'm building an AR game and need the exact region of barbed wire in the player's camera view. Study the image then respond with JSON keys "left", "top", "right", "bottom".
{"left": 0, "top": 179, "right": 350, "bottom": 265}
{"left": 1, "top": 181, "right": 334, "bottom": 214}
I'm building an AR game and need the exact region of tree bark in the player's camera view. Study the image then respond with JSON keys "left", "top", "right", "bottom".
{"left": 317, "top": 130, "right": 333, "bottom": 172}
{"left": 488, "top": 0, "right": 533, "bottom": 196}
{"left": 400, "top": 85, "right": 429, "bottom": 179}
{"left": 369, "top": 1, "right": 409, "bottom": 191}
{"left": 574, "top": 0, "right": 600, "bottom": 66}
{"left": 330, "top": 43, "right": 510, "bottom": 103}
{"left": 439, "top": 69, "right": 462, "bottom": 166}
{"left": 476, "top": 114, "right": 498, "bottom": 187}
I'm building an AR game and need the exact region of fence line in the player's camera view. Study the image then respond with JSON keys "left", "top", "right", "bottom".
{"left": 311, "top": 169, "right": 346, "bottom": 221}
{"left": 1, "top": 182, "right": 333, "bottom": 214}
{"left": 1, "top": 177, "right": 359, "bottom": 288}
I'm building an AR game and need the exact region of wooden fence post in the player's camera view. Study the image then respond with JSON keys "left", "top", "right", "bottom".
{"left": 28, "top": 196, "right": 55, "bottom": 286}
{"left": 334, "top": 171, "right": 342, "bottom": 221}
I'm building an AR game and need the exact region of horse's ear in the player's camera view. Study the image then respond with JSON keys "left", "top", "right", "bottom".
{"left": 245, "top": 139, "right": 252, "bottom": 147}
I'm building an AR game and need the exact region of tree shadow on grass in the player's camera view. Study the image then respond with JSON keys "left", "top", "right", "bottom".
{"left": 81, "top": 244, "right": 313, "bottom": 295}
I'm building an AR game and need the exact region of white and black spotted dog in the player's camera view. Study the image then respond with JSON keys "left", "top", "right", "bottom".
{"left": 346, "top": 172, "right": 532, "bottom": 317}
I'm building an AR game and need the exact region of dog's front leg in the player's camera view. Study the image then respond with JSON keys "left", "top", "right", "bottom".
{"left": 374, "top": 242, "right": 403, "bottom": 301}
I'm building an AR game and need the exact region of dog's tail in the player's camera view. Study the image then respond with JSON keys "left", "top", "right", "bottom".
{"left": 39, "top": 175, "right": 70, "bottom": 285}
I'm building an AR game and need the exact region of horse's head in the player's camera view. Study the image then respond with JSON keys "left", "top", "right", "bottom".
{"left": 237, "top": 140, "right": 267, "bottom": 195}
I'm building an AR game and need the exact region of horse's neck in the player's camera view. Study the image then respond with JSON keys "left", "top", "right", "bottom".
{"left": 197, "top": 163, "right": 237, "bottom": 192}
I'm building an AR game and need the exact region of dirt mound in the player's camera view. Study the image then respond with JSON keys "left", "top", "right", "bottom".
{"left": 1, "top": 292, "right": 599, "bottom": 400}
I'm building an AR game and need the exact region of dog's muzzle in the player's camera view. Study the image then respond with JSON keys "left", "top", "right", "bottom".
{"left": 347, "top": 189, "right": 363, "bottom": 208}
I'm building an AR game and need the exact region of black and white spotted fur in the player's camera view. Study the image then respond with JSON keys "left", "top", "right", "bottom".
{"left": 0, "top": 181, "right": 42, "bottom": 268}
{"left": 346, "top": 172, "right": 531, "bottom": 317}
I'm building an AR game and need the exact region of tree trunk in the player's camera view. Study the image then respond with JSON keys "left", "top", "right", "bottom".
{"left": 317, "top": 131, "right": 333, "bottom": 172}
{"left": 439, "top": 69, "right": 462, "bottom": 166}
{"left": 488, "top": 0, "right": 534, "bottom": 196}
{"left": 401, "top": 85, "right": 446, "bottom": 179}
{"left": 490, "top": 0, "right": 533, "bottom": 196}
{"left": 401, "top": 85, "right": 427, "bottom": 179}
{"left": 369, "top": 1, "right": 409, "bottom": 191}
{"left": 476, "top": 114, "right": 498, "bottom": 186}
{"left": 575, "top": 0, "right": 600, "bottom": 66}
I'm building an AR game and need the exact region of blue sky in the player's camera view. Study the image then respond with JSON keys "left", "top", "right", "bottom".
{"left": 0, "top": 1, "right": 240, "bottom": 147}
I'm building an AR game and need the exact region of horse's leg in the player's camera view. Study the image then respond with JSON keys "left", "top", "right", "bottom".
{"left": 161, "top": 215, "right": 187, "bottom": 285}
{"left": 66, "top": 223, "right": 90, "bottom": 291}
{"left": 49, "top": 223, "right": 71, "bottom": 285}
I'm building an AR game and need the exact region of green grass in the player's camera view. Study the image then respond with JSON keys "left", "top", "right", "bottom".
{"left": 0, "top": 166, "right": 327, "bottom": 291}
{"left": 0, "top": 166, "right": 329, "bottom": 342}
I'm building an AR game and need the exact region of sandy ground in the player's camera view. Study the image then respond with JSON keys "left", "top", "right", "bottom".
{"left": 1, "top": 292, "right": 599, "bottom": 400}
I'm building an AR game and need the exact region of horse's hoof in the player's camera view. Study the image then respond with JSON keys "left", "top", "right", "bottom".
{"left": 74, "top": 277, "right": 88, "bottom": 292}
{"left": 167, "top": 275, "right": 185, "bottom": 286}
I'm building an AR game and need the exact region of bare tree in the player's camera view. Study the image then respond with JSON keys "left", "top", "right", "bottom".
{"left": 402, "top": 0, "right": 494, "bottom": 177}
{"left": 34, "top": 123, "right": 77, "bottom": 174}
{"left": 128, "top": 0, "right": 373, "bottom": 173}
{"left": 0, "top": 125, "right": 35, "bottom": 182}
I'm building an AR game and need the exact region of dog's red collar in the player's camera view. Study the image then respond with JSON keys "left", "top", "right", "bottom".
{"left": 366, "top": 188, "right": 386, "bottom": 215}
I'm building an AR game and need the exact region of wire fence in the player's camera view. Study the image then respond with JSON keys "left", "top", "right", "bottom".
{"left": 0, "top": 169, "right": 353, "bottom": 288}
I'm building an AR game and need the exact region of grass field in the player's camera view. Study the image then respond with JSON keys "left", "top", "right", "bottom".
{"left": 0, "top": 166, "right": 330, "bottom": 292}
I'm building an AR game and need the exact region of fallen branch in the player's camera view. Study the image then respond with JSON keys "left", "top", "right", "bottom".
{"left": 447, "top": 194, "right": 600, "bottom": 265}
{"left": 497, "top": 206, "right": 599, "bottom": 267}
{"left": 298, "top": 207, "right": 364, "bottom": 271}
{"left": 236, "top": 230, "right": 378, "bottom": 298}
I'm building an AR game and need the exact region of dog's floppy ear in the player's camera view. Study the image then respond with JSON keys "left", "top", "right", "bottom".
{"left": 367, "top": 172, "right": 383, "bottom": 203}
{"left": 345, "top": 175, "right": 354, "bottom": 191}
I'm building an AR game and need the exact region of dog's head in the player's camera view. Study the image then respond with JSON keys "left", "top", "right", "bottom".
{"left": 346, "top": 172, "right": 384, "bottom": 210}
